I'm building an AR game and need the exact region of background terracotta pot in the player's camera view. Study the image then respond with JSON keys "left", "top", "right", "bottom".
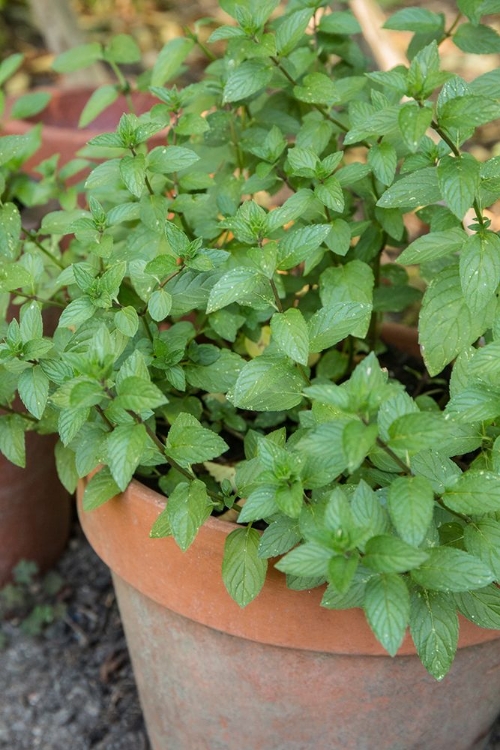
{"left": 78, "top": 477, "right": 500, "bottom": 750}
{"left": 2, "top": 87, "right": 165, "bottom": 173}
{"left": 0, "top": 432, "right": 70, "bottom": 586}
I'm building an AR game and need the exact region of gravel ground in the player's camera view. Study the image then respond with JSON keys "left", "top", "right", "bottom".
{"left": 1, "top": 521, "right": 500, "bottom": 750}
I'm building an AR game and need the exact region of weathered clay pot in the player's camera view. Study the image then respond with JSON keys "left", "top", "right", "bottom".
{"left": 78, "top": 476, "right": 500, "bottom": 750}
{"left": 2, "top": 87, "right": 164, "bottom": 173}
{"left": 0, "top": 432, "right": 70, "bottom": 586}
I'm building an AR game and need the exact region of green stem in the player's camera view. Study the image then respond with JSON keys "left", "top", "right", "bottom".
{"left": 108, "top": 60, "right": 136, "bottom": 114}
{"left": 9, "top": 291, "right": 66, "bottom": 309}
{"left": 270, "top": 277, "right": 283, "bottom": 312}
{"left": 0, "top": 404, "right": 38, "bottom": 423}
{"left": 23, "top": 229, "right": 65, "bottom": 270}
{"left": 430, "top": 120, "right": 485, "bottom": 228}
{"left": 184, "top": 27, "right": 217, "bottom": 61}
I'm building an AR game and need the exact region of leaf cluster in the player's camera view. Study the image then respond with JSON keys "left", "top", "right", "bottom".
{"left": 1, "top": 0, "right": 500, "bottom": 678}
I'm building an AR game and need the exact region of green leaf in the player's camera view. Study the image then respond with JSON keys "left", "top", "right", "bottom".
{"left": 437, "top": 154, "right": 480, "bottom": 220}
{"left": 82, "top": 466, "right": 121, "bottom": 511}
{"left": 258, "top": 516, "right": 301, "bottom": 559}
{"left": 105, "top": 34, "right": 141, "bottom": 64}
{"left": 120, "top": 154, "right": 146, "bottom": 198}
{"left": 398, "top": 103, "right": 433, "bottom": 153}
{"left": 320, "top": 261, "right": 374, "bottom": 338}
{"left": 464, "top": 520, "right": 500, "bottom": 579}
{"left": 115, "top": 376, "right": 167, "bottom": 412}
{"left": 148, "top": 289, "right": 172, "bottom": 322}
{"left": 0, "top": 203, "right": 21, "bottom": 260}
{"left": 222, "top": 527, "right": 268, "bottom": 607}
{"left": 207, "top": 268, "right": 272, "bottom": 313}
{"left": 0, "top": 415, "right": 25, "bottom": 467}
{"left": 364, "top": 573, "right": 410, "bottom": 656}
{"left": 376, "top": 167, "right": 442, "bottom": 210}
{"left": 343, "top": 421, "right": 378, "bottom": 473}
{"left": 293, "top": 73, "right": 338, "bottom": 106}
{"left": 270, "top": 308, "right": 309, "bottom": 366}
{"left": 275, "top": 541, "right": 332, "bottom": 577}
{"left": 367, "top": 142, "right": 397, "bottom": 187}
{"left": 0, "top": 53, "right": 23, "bottom": 87}
{"left": 54, "top": 441, "right": 78, "bottom": 494}
{"left": 442, "top": 472, "right": 500, "bottom": 515}
{"left": 387, "top": 476, "right": 434, "bottom": 547}
{"left": 52, "top": 43, "right": 103, "bottom": 73}
{"left": 419, "top": 265, "right": 493, "bottom": 376}
{"left": 276, "top": 8, "right": 313, "bottom": 55}
{"left": 398, "top": 227, "right": 466, "bottom": 265}
{"left": 363, "top": 535, "right": 429, "bottom": 574}
{"left": 459, "top": 231, "right": 500, "bottom": 315}
{"left": 454, "top": 586, "right": 500, "bottom": 629}
{"left": 318, "top": 10, "right": 361, "bottom": 35}
{"left": 439, "top": 95, "right": 500, "bottom": 130}
{"left": 277, "top": 224, "right": 331, "bottom": 270}
{"left": 315, "top": 176, "right": 344, "bottom": 212}
{"left": 106, "top": 423, "right": 148, "bottom": 491}
{"left": 147, "top": 145, "right": 199, "bottom": 174}
{"left": 166, "top": 412, "right": 228, "bottom": 468}
{"left": 78, "top": 85, "right": 119, "bottom": 128}
{"left": 167, "top": 480, "right": 212, "bottom": 551}
{"left": 384, "top": 8, "right": 445, "bottom": 33}
{"left": 207, "top": 25, "right": 247, "bottom": 42}
{"left": 388, "top": 412, "right": 454, "bottom": 453}
{"left": 115, "top": 306, "right": 139, "bottom": 337}
{"left": 11, "top": 91, "right": 51, "bottom": 120}
{"left": 454, "top": 22, "right": 500, "bottom": 54}
{"left": 18, "top": 365, "right": 49, "bottom": 419}
{"left": 410, "top": 450, "right": 461, "bottom": 495}
{"left": 223, "top": 59, "right": 273, "bottom": 103}
{"left": 308, "top": 302, "right": 372, "bottom": 353}
{"left": 411, "top": 547, "right": 494, "bottom": 592}
{"left": 409, "top": 590, "right": 458, "bottom": 680}
{"left": 232, "top": 356, "right": 303, "bottom": 411}
{"left": 151, "top": 37, "right": 194, "bottom": 86}
{"left": 149, "top": 507, "right": 172, "bottom": 539}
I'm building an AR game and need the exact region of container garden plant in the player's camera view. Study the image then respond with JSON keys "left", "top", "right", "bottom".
{"left": 1, "top": 1, "right": 500, "bottom": 747}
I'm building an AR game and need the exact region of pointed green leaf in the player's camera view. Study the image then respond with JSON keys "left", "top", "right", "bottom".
{"left": 409, "top": 590, "right": 458, "bottom": 680}
{"left": 106, "top": 423, "right": 148, "bottom": 491}
{"left": 18, "top": 365, "right": 49, "bottom": 419}
{"left": 363, "top": 535, "right": 429, "bottom": 573}
{"left": 166, "top": 412, "right": 228, "bottom": 468}
{"left": 270, "top": 308, "right": 309, "bottom": 365}
{"left": 82, "top": 466, "right": 121, "bottom": 511}
{"left": 364, "top": 573, "right": 410, "bottom": 656}
{"left": 222, "top": 527, "right": 268, "bottom": 607}
{"left": 167, "top": 480, "right": 212, "bottom": 551}
{"left": 442, "top": 471, "right": 500, "bottom": 515}
{"left": 232, "top": 356, "right": 303, "bottom": 411}
{"left": 387, "top": 476, "right": 434, "bottom": 547}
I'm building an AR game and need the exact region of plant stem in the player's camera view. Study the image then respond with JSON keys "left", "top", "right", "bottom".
{"left": 430, "top": 120, "right": 485, "bottom": 228}
{"left": 270, "top": 278, "right": 283, "bottom": 312}
{"left": 0, "top": 404, "right": 38, "bottom": 423}
{"left": 23, "top": 229, "right": 65, "bottom": 270}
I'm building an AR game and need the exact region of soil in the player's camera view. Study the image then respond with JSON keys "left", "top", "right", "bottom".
{"left": 0, "top": 516, "right": 499, "bottom": 750}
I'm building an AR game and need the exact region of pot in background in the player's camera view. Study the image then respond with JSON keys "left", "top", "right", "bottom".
{"left": 2, "top": 87, "right": 164, "bottom": 173}
{"left": 0, "top": 433, "right": 70, "bottom": 586}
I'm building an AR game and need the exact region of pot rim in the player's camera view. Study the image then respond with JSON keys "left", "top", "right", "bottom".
{"left": 77, "top": 475, "right": 500, "bottom": 657}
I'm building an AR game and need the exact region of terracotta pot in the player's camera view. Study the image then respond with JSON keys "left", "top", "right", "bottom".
{"left": 2, "top": 87, "right": 165, "bottom": 174}
{"left": 0, "top": 432, "right": 70, "bottom": 586}
{"left": 78, "top": 477, "right": 500, "bottom": 750}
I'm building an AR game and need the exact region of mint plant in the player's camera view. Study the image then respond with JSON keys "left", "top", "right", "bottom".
{"left": 1, "top": 0, "right": 500, "bottom": 679}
